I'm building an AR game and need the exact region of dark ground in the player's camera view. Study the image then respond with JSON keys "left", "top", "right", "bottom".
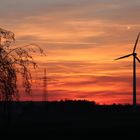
{"left": 0, "top": 100, "right": 140, "bottom": 138}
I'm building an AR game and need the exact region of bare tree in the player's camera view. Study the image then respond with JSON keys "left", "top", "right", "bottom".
{"left": 0, "top": 28, "right": 44, "bottom": 102}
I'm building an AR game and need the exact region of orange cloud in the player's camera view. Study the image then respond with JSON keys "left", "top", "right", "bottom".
{"left": 1, "top": 0, "right": 140, "bottom": 104}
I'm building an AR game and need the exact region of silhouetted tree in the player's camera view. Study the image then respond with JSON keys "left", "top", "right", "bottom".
{"left": 0, "top": 28, "right": 44, "bottom": 101}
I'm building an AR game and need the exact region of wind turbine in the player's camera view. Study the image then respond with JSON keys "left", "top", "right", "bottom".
{"left": 115, "top": 32, "right": 140, "bottom": 107}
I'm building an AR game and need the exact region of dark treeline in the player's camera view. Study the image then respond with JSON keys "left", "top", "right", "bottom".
{"left": 0, "top": 100, "right": 140, "bottom": 137}
{"left": 0, "top": 100, "right": 139, "bottom": 112}
{"left": 0, "top": 100, "right": 140, "bottom": 120}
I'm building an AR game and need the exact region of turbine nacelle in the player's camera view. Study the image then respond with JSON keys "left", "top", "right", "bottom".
{"left": 133, "top": 53, "right": 137, "bottom": 56}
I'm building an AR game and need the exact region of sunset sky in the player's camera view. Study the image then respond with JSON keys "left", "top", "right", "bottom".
{"left": 1, "top": 0, "right": 140, "bottom": 104}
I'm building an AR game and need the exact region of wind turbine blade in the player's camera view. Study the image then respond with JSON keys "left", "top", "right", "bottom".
{"left": 133, "top": 32, "right": 140, "bottom": 53}
{"left": 115, "top": 54, "right": 133, "bottom": 60}
{"left": 136, "top": 56, "right": 140, "bottom": 63}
